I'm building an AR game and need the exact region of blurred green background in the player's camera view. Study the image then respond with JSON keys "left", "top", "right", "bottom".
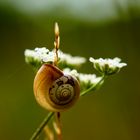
{"left": 0, "top": 0, "right": 140, "bottom": 140}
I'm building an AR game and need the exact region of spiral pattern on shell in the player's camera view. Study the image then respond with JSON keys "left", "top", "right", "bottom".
{"left": 49, "top": 75, "right": 76, "bottom": 105}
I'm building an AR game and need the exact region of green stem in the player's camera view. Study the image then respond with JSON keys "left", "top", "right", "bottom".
{"left": 30, "top": 75, "right": 106, "bottom": 140}
{"left": 30, "top": 112, "right": 54, "bottom": 140}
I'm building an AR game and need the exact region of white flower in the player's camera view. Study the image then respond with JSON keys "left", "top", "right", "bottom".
{"left": 63, "top": 68, "right": 79, "bottom": 77}
{"left": 41, "top": 51, "right": 55, "bottom": 63}
{"left": 78, "top": 74, "right": 102, "bottom": 85}
{"left": 58, "top": 50, "right": 86, "bottom": 67}
{"left": 89, "top": 57, "right": 127, "bottom": 75}
{"left": 25, "top": 47, "right": 55, "bottom": 64}
{"left": 24, "top": 49, "right": 40, "bottom": 60}
{"left": 63, "top": 68, "right": 102, "bottom": 86}
{"left": 35, "top": 47, "right": 49, "bottom": 54}
{"left": 35, "top": 47, "right": 55, "bottom": 62}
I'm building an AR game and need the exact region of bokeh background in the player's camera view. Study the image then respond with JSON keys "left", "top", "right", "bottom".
{"left": 0, "top": 0, "right": 140, "bottom": 140}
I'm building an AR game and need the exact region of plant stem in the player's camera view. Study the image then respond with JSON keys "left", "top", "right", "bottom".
{"left": 54, "top": 112, "right": 62, "bottom": 140}
{"left": 44, "top": 125, "right": 54, "bottom": 140}
{"left": 30, "top": 75, "right": 106, "bottom": 140}
{"left": 30, "top": 112, "right": 54, "bottom": 140}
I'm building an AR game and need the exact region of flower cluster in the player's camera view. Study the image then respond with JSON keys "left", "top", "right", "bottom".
{"left": 89, "top": 57, "right": 127, "bottom": 75}
{"left": 25, "top": 48, "right": 55, "bottom": 64}
{"left": 58, "top": 50, "right": 86, "bottom": 69}
{"left": 24, "top": 47, "right": 86, "bottom": 70}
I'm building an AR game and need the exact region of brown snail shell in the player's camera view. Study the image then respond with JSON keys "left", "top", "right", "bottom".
{"left": 34, "top": 64, "right": 80, "bottom": 112}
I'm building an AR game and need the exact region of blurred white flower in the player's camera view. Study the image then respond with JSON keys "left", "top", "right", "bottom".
{"left": 89, "top": 57, "right": 127, "bottom": 75}
{"left": 35, "top": 47, "right": 55, "bottom": 62}
{"left": 25, "top": 47, "right": 55, "bottom": 64}
{"left": 24, "top": 49, "right": 40, "bottom": 60}
{"left": 58, "top": 50, "right": 86, "bottom": 68}
{"left": 63, "top": 68, "right": 102, "bottom": 87}
{"left": 35, "top": 47, "right": 49, "bottom": 54}
{"left": 78, "top": 73, "right": 102, "bottom": 85}
{"left": 63, "top": 68, "right": 79, "bottom": 77}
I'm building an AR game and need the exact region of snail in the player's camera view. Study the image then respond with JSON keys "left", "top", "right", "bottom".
{"left": 34, "top": 64, "right": 80, "bottom": 112}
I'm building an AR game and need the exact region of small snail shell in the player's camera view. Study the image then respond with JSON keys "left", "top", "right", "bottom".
{"left": 34, "top": 64, "right": 80, "bottom": 112}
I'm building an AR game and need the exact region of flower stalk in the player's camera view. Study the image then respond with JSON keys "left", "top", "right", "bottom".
{"left": 30, "top": 112, "right": 54, "bottom": 140}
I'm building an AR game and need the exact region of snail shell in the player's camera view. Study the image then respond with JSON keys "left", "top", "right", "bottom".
{"left": 34, "top": 64, "right": 80, "bottom": 112}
